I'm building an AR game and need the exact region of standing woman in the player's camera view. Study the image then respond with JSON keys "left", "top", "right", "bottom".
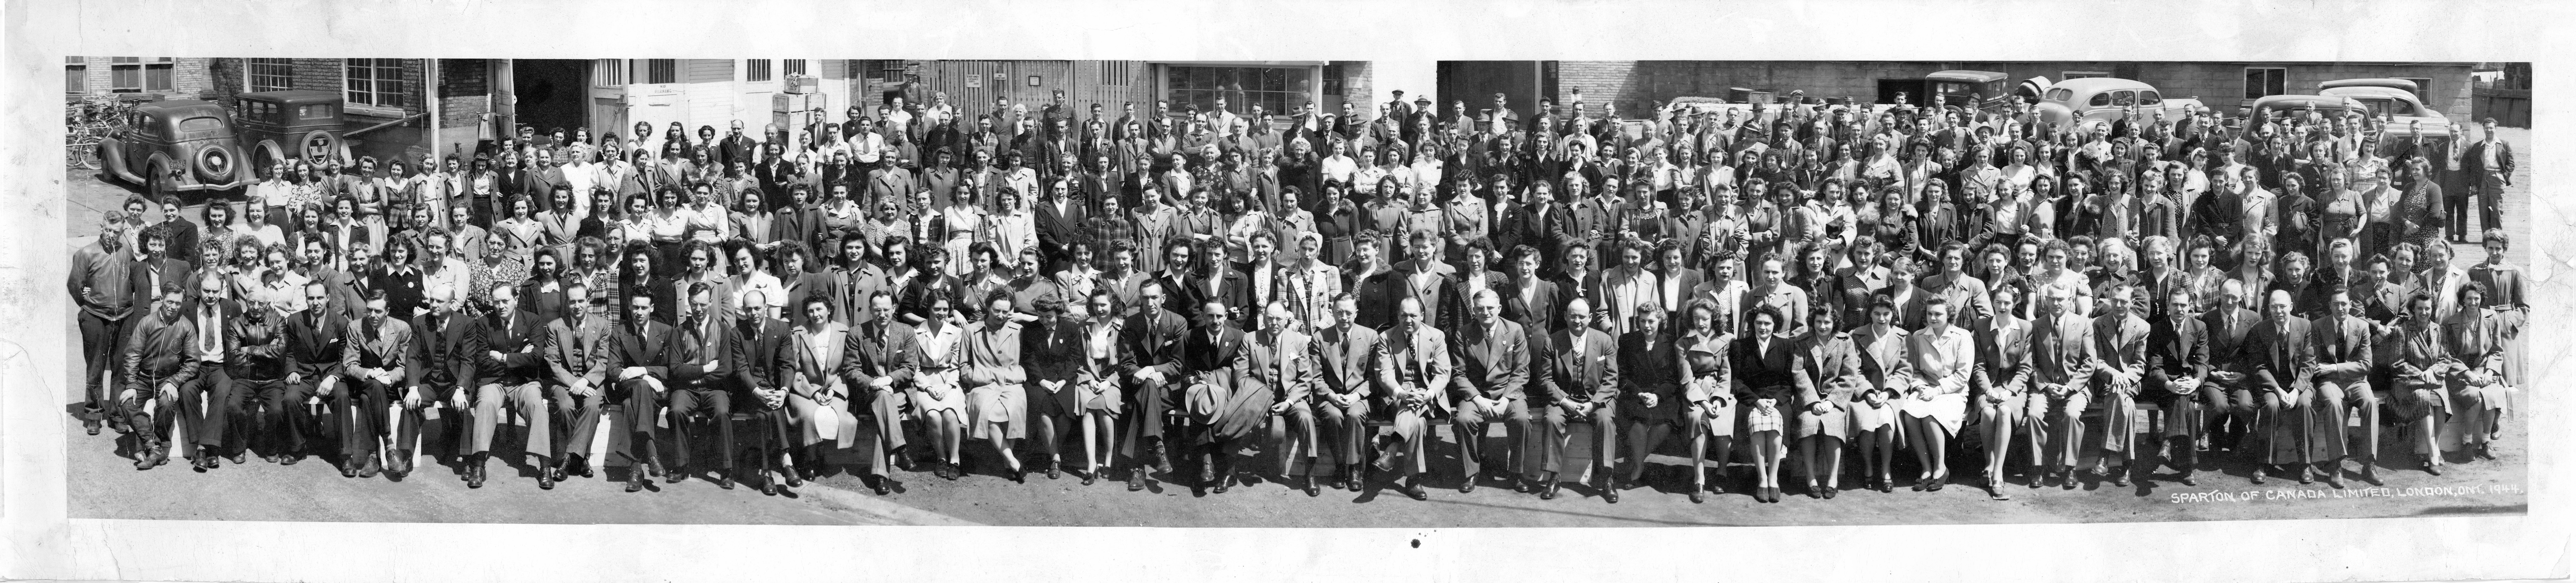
{"left": 1073, "top": 289, "right": 1124, "bottom": 484}
{"left": 1612, "top": 303, "right": 1690, "bottom": 502}
{"left": 240, "top": 202, "right": 288, "bottom": 251}
{"left": 288, "top": 160, "right": 330, "bottom": 228}
{"left": 197, "top": 202, "right": 240, "bottom": 270}
{"left": 986, "top": 188, "right": 1037, "bottom": 261}
{"left": 1675, "top": 301, "right": 1736, "bottom": 503}
{"left": 2467, "top": 228, "right": 2527, "bottom": 386}
{"left": 937, "top": 181, "right": 987, "bottom": 278}
{"left": 786, "top": 294, "right": 861, "bottom": 481}
{"left": 961, "top": 291, "right": 1031, "bottom": 481}
{"left": 252, "top": 164, "right": 294, "bottom": 229}
{"left": 1792, "top": 302, "right": 1862, "bottom": 498}
{"left": 494, "top": 196, "right": 544, "bottom": 260}
{"left": 1851, "top": 295, "right": 1912, "bottom": 492}
{"left": 1731, "top": 304, "right": 1803, "bottom": 503}
{"left": 683, "top": 183, "right": 733, "bottom": 255}
{"left": 646, "top": 187, "right": 694, "bottom": 279}
{"left": 610, "top": 194, "right": 655, "bottom": 255}
{"left": 1313, "top": 182, "right": 1362, "bottom": 266}
{"left": 1051, "top": 240, "right": 1101, "bottom": 310}
{"left": 539, "top": 187, "right": 583, "bottom": 262}
{"left": 367, "top": 236, "right": 428, "bottom": 321}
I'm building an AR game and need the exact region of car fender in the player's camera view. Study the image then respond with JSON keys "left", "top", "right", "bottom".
{"left": 254, "top": 139, "right": 288, "bottom": 172}
{"left": 2033, "top": 101, "right": 2076, "bottom": 128}
{"left": 97, "top": 136, "right": 143, "bottom": 183}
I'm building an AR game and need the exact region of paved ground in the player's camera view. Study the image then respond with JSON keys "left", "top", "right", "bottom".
{"left": 55, "top": 130, "right": 2534, "bottom": 526}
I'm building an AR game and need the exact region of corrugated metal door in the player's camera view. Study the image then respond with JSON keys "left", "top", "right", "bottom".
{"left": 684, "top": 59, "right": 738, "bottom": 131}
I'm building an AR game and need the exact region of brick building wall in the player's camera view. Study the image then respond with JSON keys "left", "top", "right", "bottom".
{"left": 64, "top": 57, "right": 216, "bottom": 99}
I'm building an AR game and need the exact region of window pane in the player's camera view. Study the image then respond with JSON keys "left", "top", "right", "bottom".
{"left": 2245, "top": 69, "right": 2267, "bottom": 99}
{"left": 66, "top": 65, "right": 83, "bottom": 93}
{"left": 648, "top": 59, "right": 676, "bottom": 84}
{"left": 111, "top": 66, "right": 140, "bottom": 91}
{"left": 747, "top": 59, "right": 772, "bottom": 82}
{"left": 2139, "top": 90, "right": 2160, "bottom": 106}
{"left": 783, "top": 59, "right": 806, "bottom": 76}
{"left": 146, "top": 64, "right": 172, "bottom": 92}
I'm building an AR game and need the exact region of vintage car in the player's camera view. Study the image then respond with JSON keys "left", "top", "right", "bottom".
{"left": 94, "top": 99, "right": 252, "bottom": 198}
{"left": 235, "top": 89, "right": 352, "bottom": 169}
{"left": 2319, "top": 78, "right": 2456, "bottom": 151}
{"left": 2249, "top": 93, "right": 2370, "bottom": 124}
{"left": 2030, "top": 77, "right": 2207, "bottom": 128}
{"left": 1876, "top": 70, "right": 2016, "bottom": 113}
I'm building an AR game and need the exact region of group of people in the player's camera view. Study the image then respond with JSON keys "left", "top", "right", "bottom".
{"left": 65, "top": 82, "right": 2526, "bottom": 504}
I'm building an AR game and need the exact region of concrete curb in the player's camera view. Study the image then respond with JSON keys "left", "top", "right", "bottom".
{"left": 796, "top": 482, "right": 982, "bottom": 526}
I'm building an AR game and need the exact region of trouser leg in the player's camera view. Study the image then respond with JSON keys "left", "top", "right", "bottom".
{"left": 667, "top": 388, "right": 700, "bottom": 469}
{"left": 76, "top": 314, "right": 122, "bottom": 418}
{"left": 504, "top": 382, "right": 552, "bottom": 464}
{"left": 469, "top": 383, "right": 504, "bottom": 455}
{"left": 2051, "top": 390, "right": 2092, "bottom": 468}
{"left": 1534, "top": 405, "right": 1567, "bottom": 479}
{"left": 180, "top": 370, "right": 230, "bottom": 450}
{"left": 619, "top": 379, "right": 663, "bottom": 466}
{"left": 274, "top": 379, "right": 316, "bottom": 454}
{"left": 868, "top": 387, "right": 905, "bottom": 476}
{"left": 224, "top": 377, "right": 276, "bottom": 454}
{"left": 549, "top": 385, "right": 604, "bottom": 462}
{"left": 1452, "top": 404, "right": 1489, "bottom": 479}
{"left": 341, "top": 378, "right": 388, "bottom": 459}
{"left": 2339, "top": 381, "right": 2379, "bottom": 461}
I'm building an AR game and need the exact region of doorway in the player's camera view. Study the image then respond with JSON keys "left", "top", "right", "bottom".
{"left": 511, "top": 59, "right": 591, "bottom": 139}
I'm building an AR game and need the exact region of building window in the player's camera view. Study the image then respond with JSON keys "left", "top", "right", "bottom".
{"left": 782, "top": 59, "right": 807, "bottom": 76}
{"left": 2061, "top": 70, "right": 2109, "bottom": 80}
{"left": 1322, "top": 63, "right": 1345, "bottom": 96}
{"left": 248, "top": 58, "right": 293, "bottom": 92}
{"left": 1099, "top": 61, "right": 1132, "bottom": 86}
{"left": 593, "top": 59, "right": 627, "bottom": 87}
{"left": 746, "top": 59, "right": 773, "bottom": 82}
{"left": 1166, "top": 65, "right": 1312, "bottom": 121}
{"left": 110, "top": 57, "right": 142, "bottom": 93}
{"left": 66, "top": 57, "right": 84, "bottom": 94}
{"left": 865, "top": 60, "right": 905, "bottom": 81}
{"left": 645, "top": 59, "right": 677, "bottom": 84}
{"left": 2396, "top": 76, "right": 2435, "bottom": 103}
{"left": 145, "top": 57, "right": 173, "bottom": 92}
{"left": 2243, "top": 66, "right": 2288, "bottom": 100}
{"left": 344, "top": 58, "right": 407, "bottom": 108}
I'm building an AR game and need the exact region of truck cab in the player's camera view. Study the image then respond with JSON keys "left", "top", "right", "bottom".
{"left": 234, "top": 89, "right": 353, "bottom": 169}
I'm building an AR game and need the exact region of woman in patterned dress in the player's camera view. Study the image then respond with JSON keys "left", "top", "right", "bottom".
{"left": 936, "top": 183, "right": 986, "bottom": 279}
{"left": 1676, "top": 300, "right": 1734, "bottom": 503}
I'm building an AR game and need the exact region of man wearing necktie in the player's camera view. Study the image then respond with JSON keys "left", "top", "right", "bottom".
{"left": 838, "top": 292, "right": 919, "bottom": 494}
{"left": 2028, "top": 284, "right": 2096, "bottom": 488}
{"left": 406, "top": 285, "right": 481, "bottom": 481}
{"left": 662, "top": 282, "right": 737, "bottom": 489}
{"left": 338, "top": 290, "right": 415, "bottom": 479}
{"left": 465, "top": 283, "right": 555, "bottom": 489}
{"left": 173, "top": 275, "right": 239, "bottom": 472}
{"left": 1308, "top": 294, "right": 1381, "bottom": 491}
{"left": 543, "top": 279, "right": 617, "bottom": 484}
{"left": 2308, "top": 287, "right": 2379, "bottom": 488}
{"left": 608, "top": 291, "right": 676, "bottom": 492}
{"left": 1372, "top": 296, "right": 1452, "bottom": 500}
{"left": 2085, "top": 283, "right": 2150, "bottom": 487}
{"left": 2244, "top": 290, "right": 2317, "bottom": 485}
{"left": 1449, "top": 289, "right": 1532, "bottom": 493}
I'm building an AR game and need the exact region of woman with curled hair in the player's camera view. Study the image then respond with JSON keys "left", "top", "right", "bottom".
{"left": 1850, "top": 293, "right": 1912, "bottom": 492}
{"left": 1675, "top": 300, "right": 1736, "bottom": 503}
{"left": 1731, "top": 303, "right": 1803, "bottom": 503}
{"left": 1792, "top": 301, "right": 1863, "bottom": 499}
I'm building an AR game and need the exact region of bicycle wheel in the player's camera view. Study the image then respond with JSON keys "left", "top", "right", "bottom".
{"left": 69, "top": 144, "right": 100, "bottom": 170}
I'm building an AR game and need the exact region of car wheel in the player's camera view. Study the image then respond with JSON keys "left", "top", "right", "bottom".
{"left": 70, "top": 145, "right": 100, "bottom": 171}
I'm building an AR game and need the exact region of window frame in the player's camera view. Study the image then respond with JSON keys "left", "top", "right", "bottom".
{"left": 65, "top": 57, "right": 85, "bottom": 94}
{"left": 343, "top": 58, "right": 408, "bottom": 110}
{"left": 645, "top": 59, "right": 678, "bottom": 84}
{"left": 782, "top": 59, "right": 807, "bottom": 77}
{"left": 2060, "top": 70, "right": 2110, "bottom": 80}
{"left": 144, "top": 57, "right": 173, "bottom": 93}
{"left": 109, "top": 57, "right": 142, "bottom": 93}
{"left": 746, "top": 59, "right": 773, "bottom": 83}
{"left": 247, "top": 58, "right": 294, "bottom": 93}
{"left": 2243, "top": 66, "right": 2288, "bottom": 100}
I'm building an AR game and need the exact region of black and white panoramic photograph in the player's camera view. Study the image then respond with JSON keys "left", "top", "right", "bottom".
{"left": 50, "top": 56, "right": 2532, "bottom": 527}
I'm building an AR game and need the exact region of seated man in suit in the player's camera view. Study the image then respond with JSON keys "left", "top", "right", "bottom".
{"left": 1118, "top": 280, "right": 1192, "bottom": 490}
{"left": 2309, "top": 286, "right": 2379, "bottom": 488}
{"left": 2245, "top": 289, "right": 2318, "bottom": 485}
{"left": 732, "top": 289, "right": 799, "bottom": 495}
{"left": 839, "top": 291, "right": 919, "bottom": 494}
{"left": 2199, "top": 279, "right": 2265, "bottom": 454}
{"left": 1372, "top": 295, "right": 1452, "bottom": 500}
{"left": 276, "top": 282, "right": 347, "bottom": 466}
{"left": 543, "top": 279, "right": 616, "bottom": 484}
{"left": 406, "top": 285, "right": 481, "bottom": 480}
{"left": 2086, "top": 283, "right": 2150, "bottom": 487}
{"left": 1449, "top": 289, "right": 1533, "bottom": 494}
{"left": 339, "top": 290, "right": 415, "bottom": 479}
{"left": 1532, "top": 297, "right": 1618, "bottom": 500}
{"left": 2028, "top": 283, "right": 2095, "bottom": 488}
{"left": 2144, "top": 288, "right": 2217, "bottom": 486}
{"left": 662, "top": 281, "right": 738, "bottom": 489}
{"left": 465, "top": 283, "right": 555, "bottom": 489}
{"left": 1309, "top": 293, "right": 1381, "bottom": 492}
{"left": 172, "top": 274, "right": 244, "bottom": 472}
{"left": 608, "top": 291, "right": 676, "bottom": 492}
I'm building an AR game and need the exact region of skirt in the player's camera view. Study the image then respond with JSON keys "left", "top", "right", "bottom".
{"left": 911, "top": 377, "right": 966, "bottom": 416}
{"left": 1796, "top": 400, "right": 1852, "bottom": 440}
{"left": 965, "top": 382, "right": 1028, "bottom": 441}
{"left": 1901, "top": 392, "right": 1970, "bottom": 436}
{"left": 1026, "top": 379, "right": 1078, "bottom": 421}
{"left": 1079, "top": 379, "right": 1122, "bottom": 414}
{"left": 1686, "top": 380, "right": 1736, "bottom": 439}
{"left": 942, "top": 235, "right": 975, "bottom": 278}
{"left": 1850, "top": 392, "right": 1899, "bottom": 433}
{"left": 788, "top": 392, "right": 861, "bottom": 448}
{"left": 1621, "top": 384, "right": 1687, "bottom": 429}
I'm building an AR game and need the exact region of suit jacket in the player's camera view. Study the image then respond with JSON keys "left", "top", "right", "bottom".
{"left": 1311, "top": 323, "right": 1384, "bottom": 401}
{"left": 2309, "top": 314, "right": 2374, "bottom": 384}
{"left": 340, "top": 316, "right": 414, "bottom": 381}
{"left": 472, "top": 309, "right": 549, "bottom": 385}
{"left": 2199, "top": 307, "right": 2262, "bottom": 381}
{"left": 1496, "top": 276, "right": 1561, "bottom": 332}
{"left": 1376, "top": 323, "right": 1454, "bottom": 404}
{"left": 1732, "top": 334, "right": 1803, "bottom": 391}
{"left": 2244, "top": 317, "right": 2314, "bottom": 392}
{"left": 405, "top": 312, "right": 481, "bottom": 391}
{"left": 1116, "top": 308, "right": 1191, "bottom": 379}
{"left": 2090, "top": 314, "right": 2150, "bottom": 390}
{"left": 2147, "top": 315, "right": 2209, "bottom": 382}
{"left": 1245, "top": 329, "right": 1315, "bottom": 405}
{"left": 730, "top": 316, "right": 795, "bottom": 393}
{"left": 283, "top": 308, "right": 348, "bottom": 381}
{"left": 1032, "top": 198, "right": 1088, "bottom": 261}
{"left": 664, "top": 312, "right": 736, "bottom": 391}
{"left": 2462, "top": 138, "right": 2515, "bottom": 179}
{"left": 1018, "top": 318, "right": 1083, "bottom": 385}
{"left": 544, "top": 313, "right": 615, "bottom": 389}
{"left": 1449, "top": 319, "right": 1530, "bottom": 402}
{"left": 1538, "top": 327, "right": 1619, "bottom": 406}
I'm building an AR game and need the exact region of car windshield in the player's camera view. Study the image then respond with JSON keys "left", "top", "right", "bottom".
{"left": 2360, "top": 98, "right": 2419, "bottom": 116}
{"left": 177, "top": 116, "right": 226, "bottom": 133}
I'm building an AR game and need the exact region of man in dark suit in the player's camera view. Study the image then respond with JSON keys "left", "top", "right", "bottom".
{"left": 275, "top": 282, "right": 346, "bottom": 466}
{"left": 606, "top": 291, "right": 675, "bottom": 492}
{"left": 2244, "top": 289, "right": 2316, "bottom": 484}
{"left": 2028, "top": 283, "right": 2095, "bottom": 487}
{"left": 1448, "top": 289, "right": 1532, "bottom": 493}
{"left": 464, "top": 283, "right": 553, "bottom": 488}
{"left": 719, "top": 120, "right": 757, "bottom": 174}
{"left": 2198, "top": 279, "right": 2265, "bottom": 451}
{"left": 1309, "top": 293, "right": 1382, "bottom": 491}
{"left": 1117, "top": 280, "right": 1192, "bottom": 490}
{"left": 167, "top": 275, "right": 240, "bottom": 472}
{"left": 2309, "top": 287, "right": 2378, "bottom": 488}
{"left": 2144, "top": 288, "right": 2215, "bottom": 486}
{"left": 729, "top": 288, "right": 798, "bottom": 495}
{"left": 1033, "top": 177, "right": 1088, "bottom": 275}
{"left": 660, "top": 282, "right": 737, "bottom": 489}
{"left": 839, "top": 291, "right": 918, "bottom": 493}
{"left": 405, "top": 286, "right": 481, "bottom": 479}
